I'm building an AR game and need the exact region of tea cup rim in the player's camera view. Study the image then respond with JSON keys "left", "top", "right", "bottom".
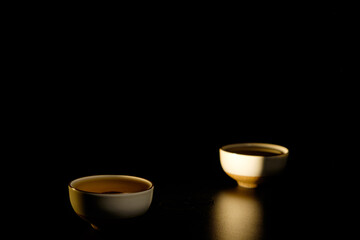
{"left": 68, "top": 174, "right": 154, "bottom": 196}
{"left": 220, "top": 142, "right": 289, "bottom": 158}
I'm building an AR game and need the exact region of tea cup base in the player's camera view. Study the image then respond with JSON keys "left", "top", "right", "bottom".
{"left": 237, "top": 181, "right": 258, "bottom": 188}
{"left": 91, "top": 224, "right": 100, "bottom": 231}
{"left": 226, "top": 172, "right": 264, "bottom": 189}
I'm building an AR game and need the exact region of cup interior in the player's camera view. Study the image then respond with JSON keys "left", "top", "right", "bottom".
{"left": 221, "top": 143, "right": 288, "bottom": 157}
{"left": 69, "top": 175, "right": 153, "bottom": 194}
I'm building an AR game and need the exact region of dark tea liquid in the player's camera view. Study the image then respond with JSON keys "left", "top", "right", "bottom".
{"left": 226, "top": 146, "right": 283, "bottom": 156}
{"left": 71, "top": 176, "right": 152, "bottom": 194}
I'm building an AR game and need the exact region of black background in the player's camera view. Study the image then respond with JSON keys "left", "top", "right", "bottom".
{"left": 7, "top": 2, "right": 349, "bottom": 239}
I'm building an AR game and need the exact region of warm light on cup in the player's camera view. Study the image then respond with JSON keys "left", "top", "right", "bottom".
{"left": 219, "top": 143, "right": 289, "bottom": 188}
{"left": 68, "top": 175, "right": 154, "bottom": 230}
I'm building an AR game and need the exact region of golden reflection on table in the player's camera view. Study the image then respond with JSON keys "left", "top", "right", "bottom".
{"left": 211, "top": 187, "right": 264, "bottom": 240}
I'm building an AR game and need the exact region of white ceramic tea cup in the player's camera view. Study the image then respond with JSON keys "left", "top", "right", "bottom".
{"left": 68, "top": 175, "right": 154, "bottom": 230}
{"left": 219, "top": 143, "right": 289, "bottom": 188}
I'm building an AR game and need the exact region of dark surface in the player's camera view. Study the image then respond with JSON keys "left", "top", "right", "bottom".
{"left": 64, "top": 181, "right": 336, "bottom": 240}
{"left": 39, "top": 156, "right": 342, "bottom": 240}
{"left": 8, "top": 3, "right": 348, "bottom": 239}
{"left": 32, "top": 123, "right": 344, "bottom": 240}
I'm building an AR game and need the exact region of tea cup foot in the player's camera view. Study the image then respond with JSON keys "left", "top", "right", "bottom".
{"left": 226, "top": 173, "right": 263, "bottom": 189}
{"left": 237, "top": 181, "right": 258, "bottom": 188}
{"left": 91, "top": 224, "right": 100, "bottom": 231}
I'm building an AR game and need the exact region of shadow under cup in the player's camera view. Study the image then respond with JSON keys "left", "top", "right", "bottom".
{"left": 68, "top": 175, "right": 154, "bottom": 230}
